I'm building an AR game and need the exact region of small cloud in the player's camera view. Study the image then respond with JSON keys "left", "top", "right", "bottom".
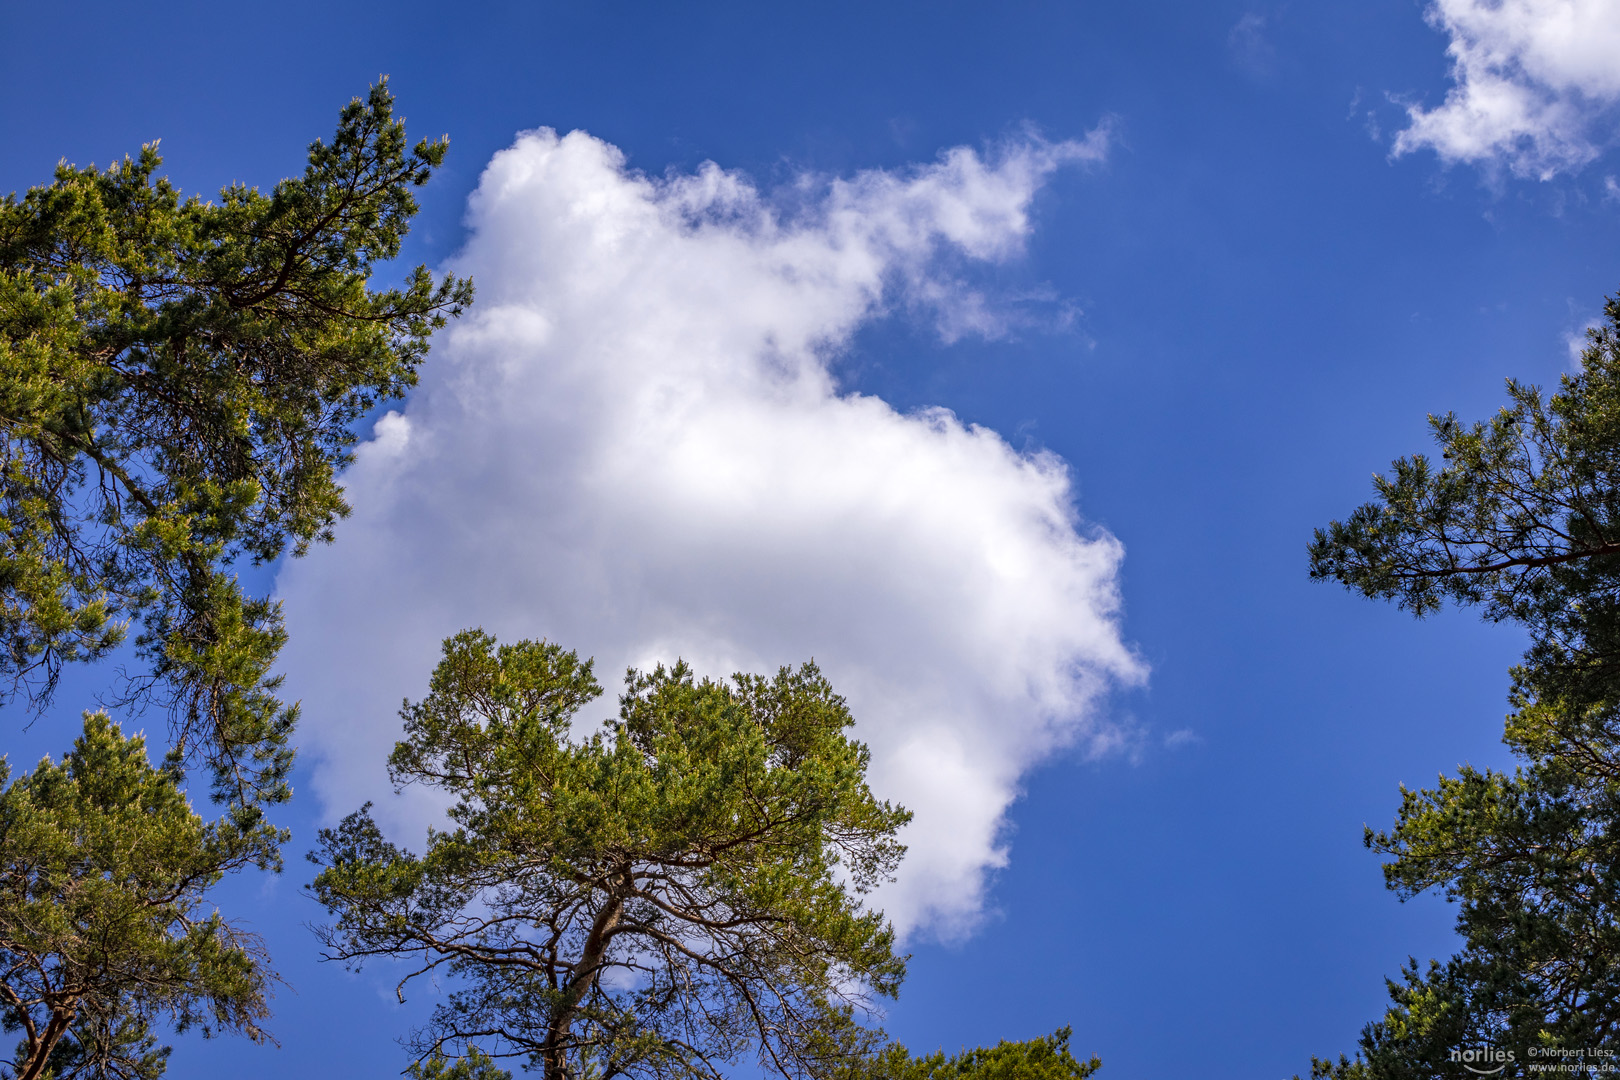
{"left": 1394, "top": 0, "right": 1620, "bottom": 180}
{"left": 1087, "top": 715, "right": 1147, "bottom": 765}
{"left": 1227, "top": 13, "right": 1276, "bottom": 77}
{"left": 1348, "top": 89, "right": 1384, "bottom": 142}
{"left": 1566, "top": 316, "right": 1604, "bottom": 367}
{"left": 1163, "top": 728, "right": 1202, "bottom": 750}
{"left": 1605, "top": 174, "right": 1620, "bottom": 201}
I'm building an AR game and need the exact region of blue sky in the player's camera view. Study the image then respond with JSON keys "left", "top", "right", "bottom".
{"left": 6, "top": 2, "right": 1620, "bottom": 1077}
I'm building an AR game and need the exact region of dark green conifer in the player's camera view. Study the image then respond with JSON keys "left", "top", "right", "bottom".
{"left": 1308, "top": 288, "right": 1620, "bottom": 1073}
{"left": 0, "top": 713, "right": 280, "bottom": 1079}
{"left": 0, "top": 80, "right": 471, "bottom": 808}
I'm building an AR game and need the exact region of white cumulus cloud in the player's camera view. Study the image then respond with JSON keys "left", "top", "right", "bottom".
{"left": 1395, "top": 0, "right": 1620, "bottom": 178}
{"left": 274, "top": 124, "right": 1140, "bottom": 940}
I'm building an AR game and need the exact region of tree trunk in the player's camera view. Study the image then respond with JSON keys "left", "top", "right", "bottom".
{"left": 543, "top": 877, "right": 628, "bottom": 1080}
{"left": 16, "top": 1004, "right": 75, "bottom": 1080}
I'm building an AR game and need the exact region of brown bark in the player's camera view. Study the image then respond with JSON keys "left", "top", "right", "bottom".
{"left": 543, "top": 868, "right": 630, "bottom": 1080}
{"left": 16, "top": 1002, "right": 76, "bottom": 1080}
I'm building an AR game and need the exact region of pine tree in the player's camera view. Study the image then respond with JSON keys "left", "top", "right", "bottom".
{"left": 1307, "top": 288, "right": 1620, "bottom": 1073}
{"left": 0, "top": 80, "right": 471, "bottom": 808}
{"left": 0, "top": 713, "right": 280, "bottom": 1079}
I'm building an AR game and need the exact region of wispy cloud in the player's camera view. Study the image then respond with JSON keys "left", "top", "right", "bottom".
{"left": 1566, "top": 314, "right": 1605, "bottom": 366}
{"left": 1227, "top": 13, "right": 1276, "bottom": 78}
{"left": 1395, "top": 0, "right": 1620, "bottom": 179}
{"left": 274, "top": 125, "right": 1140, "bottom": 940}
{"left": 1163, "top": 728, "right": 1202, "bottom": 750}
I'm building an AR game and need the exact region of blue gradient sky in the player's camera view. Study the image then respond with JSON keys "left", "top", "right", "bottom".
{"left": 4, "top": 3, "right": 1619, "bottom": 1078}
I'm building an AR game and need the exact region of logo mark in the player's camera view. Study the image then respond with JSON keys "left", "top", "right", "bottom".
{"left": 1450, "top": 1046, "right": 1515, "bottom": 1076}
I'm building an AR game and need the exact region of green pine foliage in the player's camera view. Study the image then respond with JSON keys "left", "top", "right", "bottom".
{"left": 0, "top": 712, "right": 282, "bottom": 1080}
{"left": 407, "top": 1048, "right": 515, "bottom": 1080}
{"left": 1306, "top": 289, "right": 1620, "bottom": 1073}
{"left": 856, "top": 1027, "right": 1101, "bottom": 1080}
{"left": 310, "top": 629, "right": 914, "bottom": 1080}
{"left": 313, "top": 631, "right": 1108, "bottom": 1080}
{"left": 0, "top": 80, "right": 471, "bottom": 808}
